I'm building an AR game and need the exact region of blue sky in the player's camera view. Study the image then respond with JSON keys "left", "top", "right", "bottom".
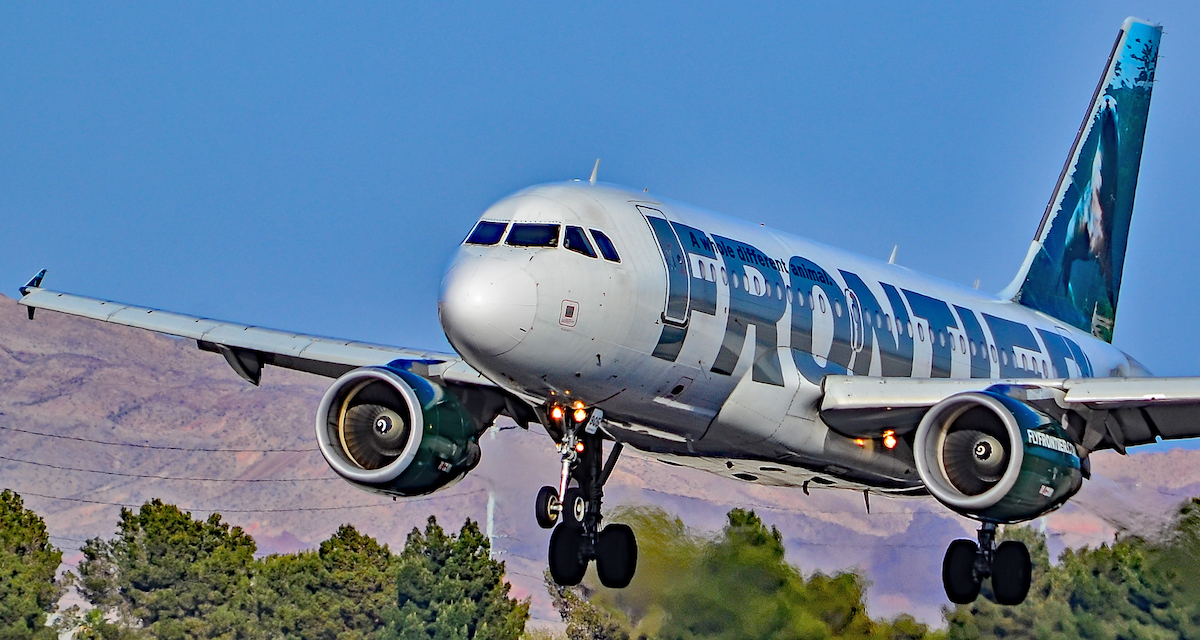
{"left": 3, "top": 3, "right": 1199, "bottom": 384}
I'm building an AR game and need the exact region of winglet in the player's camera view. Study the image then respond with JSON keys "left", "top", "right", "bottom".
{"left": 19, "top": 270, "right": 46, "bottom": 297}
{"left": 589, "top": 159, "right": 600, "bottom": 185}
{"left": 19, "top": 270, "right": 46, "bottom": 319}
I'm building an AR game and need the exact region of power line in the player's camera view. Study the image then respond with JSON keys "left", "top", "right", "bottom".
{"left": 0, "top": 454, "right": 337, "bottom": 482}
{"left": 0, "top": 425, "right": 315, "bottom": 452}
{"left": 8, "top": 487, "right": 488, "bottom": 513}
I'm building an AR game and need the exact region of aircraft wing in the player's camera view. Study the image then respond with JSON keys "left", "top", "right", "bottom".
{"left": 820, "top": 375, "right": 1200, "bottom": 454}
{"left": 16, "top": 270, "right": 489, "bottom": 388}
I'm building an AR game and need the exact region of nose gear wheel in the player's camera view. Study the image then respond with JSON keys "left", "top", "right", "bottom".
{"left": 537, "top": 403, "right": 637, "bottom": 588}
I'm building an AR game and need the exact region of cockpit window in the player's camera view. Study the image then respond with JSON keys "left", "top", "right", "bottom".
{"left": 506, "top": 223, "right": 560, "bottom": 247}
{"left": 465, "top": 220, "right": 507, "bottom": 245}
{"left": 563, "top": 226, "right": 596, "bottom": 258}
{"left": 590, "top": 229, "right": 620, "bottom": 262}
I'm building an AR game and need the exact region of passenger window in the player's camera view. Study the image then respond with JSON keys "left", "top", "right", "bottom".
{"left": 1021, "top": 353, "right": 1028, "bottom": 369}
{"left": 721, "top": 267, "right": 727, "bottom": 284}
{"left": 834, "top": 301, "right": 842, "bottom": 317}
{"left": 731, "top": 273, "right": 739, "bottom": 290}
{"left": 990, "top": 345, "right": 997, "bottom": 361}
{"left": 819, "top": 295, "right": 826, "bottom": 314}
{"left": 465, "top": 221, "right": 507, "bottom": 245}
{"left": 959, "top": 336, "right": 966, "bottom": 353}
{"left": 918, "top": 324, "right": 925, "bottom": 342}
{"left": 563, "top": 226, "right": 597, "bottom": 258}
{"left": 710, "top": 264, "right": 716, "bottom": 281}
{"left": 506, "top": 223, "right": 560, "bottom": 247}
{"left": 970, "top": 341, "right": 977, "bottom": 357}
{"left": 1042, "top": 360, "right": 1049, "bottom": 377}
{"left": 589, "top": 229, "right": 621, "bottom": 262}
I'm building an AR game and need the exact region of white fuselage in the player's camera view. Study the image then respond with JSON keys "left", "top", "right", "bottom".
{"left": 438, "top": 182, "right": 1140, "bottom": 492}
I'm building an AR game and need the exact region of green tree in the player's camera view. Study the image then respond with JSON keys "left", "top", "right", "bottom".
{"left": 946, "top": 507, "right": 1200, "bottom": 640}
{"left": 0, "top": 489, "right": 63, "bottom": 640}
{"left": 381, "top": 516, "right": 529, "bottom": 640}
{"left": 546, "top": 576, "right": 629, "bottom": 640}
{"left": 75, "top": 499, "right": 258, "bottom": 640}
{"left": 577, "top": 507, "right": 940, "bottom": 640}
{"left": 254, "top": 524, "right": 400, "bottom": 640}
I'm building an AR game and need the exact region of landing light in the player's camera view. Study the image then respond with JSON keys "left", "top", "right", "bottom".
{"left": 573, "top": 408, "right": 588, "bottom": 423}
{"left": 550, "top": 406, "right": 564, "bottom": 421}
{"left": 883, "top": 431, "right": 897, "bottom": 450}
{"left": 575, "top": 441, "right": 585, "bottom": 453}
{"left": 855, "top": 439, "right": 865, "bottom": 447}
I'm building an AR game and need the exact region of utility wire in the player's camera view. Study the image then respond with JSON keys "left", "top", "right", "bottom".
{"left": 0, "top": 425, "right": 315, "bottom": 452}
{"left": 7, "top": 487, "right": 487, "bottom": 513}
{"left": 0, "top": 454, "right": 336, "bottom": 482}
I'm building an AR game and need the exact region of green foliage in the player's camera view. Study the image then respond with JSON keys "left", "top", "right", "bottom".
{"left": 76, "top": 499, "right": 258, "bottom": 639}
{"left": 253, "top": 524, "right": 400, "bottom": 639}
{"left": 547, "top": 577, "right": 628, "bottom": 640}
{"left": 72, "top": 502, "right": 529, "bottom": 640}
{"left": 946, "top": 503, "right": 1200, "bottom": 639}
{"left": 0, "top": 490, "right": 63, "bottom": 640}
{"left": 382, "top": 516, "right": 529, "bottom": 640}
{"left": 555, "top": 507, "right": 941, "bottom": 640}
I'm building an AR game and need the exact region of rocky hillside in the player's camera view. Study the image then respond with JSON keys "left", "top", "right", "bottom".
{"left": 2, "top": 294, "right": 1198, "bottom": 624}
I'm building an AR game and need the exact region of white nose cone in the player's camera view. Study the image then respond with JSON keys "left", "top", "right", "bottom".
{"left": 440, "top": 258, "right": 538, "bottom": 357}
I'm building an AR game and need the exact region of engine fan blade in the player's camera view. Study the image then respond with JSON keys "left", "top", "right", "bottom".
{"left": 342, "top": 403, "right": 411, "bottom": 470}
{"left": 942, "top": 429, "right": 1008, "bottom": 496}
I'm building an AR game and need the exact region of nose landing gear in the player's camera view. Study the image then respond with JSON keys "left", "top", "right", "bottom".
{"left": 942, "top": 523, "right": 1032, "bottom": 606}
{"left": 535, "top": 402, "right": 638, "bottom": 588}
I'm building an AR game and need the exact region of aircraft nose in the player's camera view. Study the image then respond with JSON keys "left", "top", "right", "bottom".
{"left": 439, "top": 258, "right": 538, "bottom": 357}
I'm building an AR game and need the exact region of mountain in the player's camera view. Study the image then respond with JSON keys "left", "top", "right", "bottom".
{"left": 2, "top": 293, "right": 1197, "bottom": 625}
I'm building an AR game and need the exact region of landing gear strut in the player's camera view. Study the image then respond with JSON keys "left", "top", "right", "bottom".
{"left": 942, "top": 523, "right": 1032, "bottom": 606}
{"left": 535, "top": 403, "right": 637, "bottom": 588}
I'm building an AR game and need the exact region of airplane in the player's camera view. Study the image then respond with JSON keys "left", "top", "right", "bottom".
{"left": 15, "top": 17, "right": 1189, "bottom": 606}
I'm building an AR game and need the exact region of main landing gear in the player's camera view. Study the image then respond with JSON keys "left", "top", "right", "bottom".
{"left": 535, "top": 402, "right": 637, "bottom": 588}
{"left": 943, "top": 523, "right": 1032, "bottom": 606}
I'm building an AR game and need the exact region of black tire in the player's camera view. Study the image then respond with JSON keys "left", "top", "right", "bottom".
{"left": 595, "top": 523, "right": 638, "bottom": 589}
{"left": 992, "top": 540, "right": 1032, "bottom": 606}
{"left": 562, "top": 487, "right": 585, "bottom": 528}
{"left": 943, "top": 539, "right": 981, "bottom": 604}
{"left": 548, "top": 523, "right": 588, "bottom": 586}
{"left": 535, "top": 486, "right": 559, "bottom": 529}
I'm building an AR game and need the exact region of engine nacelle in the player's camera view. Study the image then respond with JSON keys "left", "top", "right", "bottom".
{"left": 913, "top": 388, "right": 1083, "bottom": 523}
{"left": 316, "top": 366, "right": 481, "bottom": 497}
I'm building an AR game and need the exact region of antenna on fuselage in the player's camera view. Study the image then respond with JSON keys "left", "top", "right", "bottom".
{"left": 589, "top": 159, "right": 600, "bottom": 185}
{"left": 887, "top": 245, "right": 898, "bottom": 265}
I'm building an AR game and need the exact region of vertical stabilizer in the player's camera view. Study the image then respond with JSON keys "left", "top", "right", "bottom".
{"left": 1004, "top": 18, "right": 1161, "bottom": 342}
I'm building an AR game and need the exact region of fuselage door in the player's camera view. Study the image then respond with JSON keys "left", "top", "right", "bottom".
{"left": 638, "top": 205, "right": 691, "bottom": 326}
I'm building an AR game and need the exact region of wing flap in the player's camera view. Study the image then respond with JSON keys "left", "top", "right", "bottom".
{"left": 820, "top": 375, "right": 1200, "bottom": 450}
{"left": 19, "top": 286, "right": 471, "bottom": 382}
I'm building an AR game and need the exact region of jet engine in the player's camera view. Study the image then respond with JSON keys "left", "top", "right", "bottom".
{"left": 913, "top": 388, "right": 1083, "bottom": 523}
{"left": 316, "top": 366, "right": 482, "bottom": 497}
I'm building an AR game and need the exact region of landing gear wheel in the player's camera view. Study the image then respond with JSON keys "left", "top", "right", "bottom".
{"left": 943, "top": 539, "right": 982, "bottom": 604}
{"left": 991, "top": 540, "right": 1032, "bottom": 605}
{"left": 535, "top": 486, "right": 560, "bottom": 529}
{"left": 562, "top": 487, "right": 585, "bottom": 528}
{"left": 595, "top": 523, "right": 638, "bottom": 588}
{"left": 548, "top": 523, "right": 588, "bottom": 586}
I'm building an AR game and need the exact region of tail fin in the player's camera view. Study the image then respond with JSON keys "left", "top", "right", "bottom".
{"left": 1005, "top": 17, "right": 1161, "bottom": 342}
